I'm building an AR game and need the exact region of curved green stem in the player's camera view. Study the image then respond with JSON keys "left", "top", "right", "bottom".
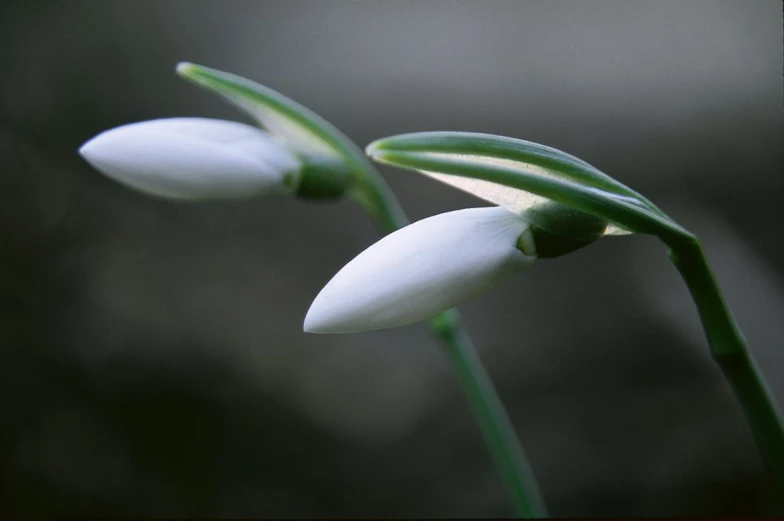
{"left": 356, "top": 178, "right": 547, "bottom": 518}
{"left": 432, "top": 309, "right": 549, "bottom": 518}
{"left": 667, "top": 236, "right": 784, "bottom": 496}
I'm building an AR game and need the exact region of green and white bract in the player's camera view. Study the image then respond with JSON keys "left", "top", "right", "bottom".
{"left": 304, "top": 206, "right": 537, "bottom": 334}
{"left": 79, "top": 118, "right": 302, "bottom": 200}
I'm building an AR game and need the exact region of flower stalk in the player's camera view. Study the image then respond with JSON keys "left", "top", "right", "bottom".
{"left": 667, "top": 236, "right": 784, "bottom": 494}
{"left": 432, "top": 309, "right": 548, "bottom": 518}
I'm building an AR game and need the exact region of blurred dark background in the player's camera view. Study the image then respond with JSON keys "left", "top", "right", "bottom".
{"left": 1, "top": 0, "right": 782, "bottom": 517}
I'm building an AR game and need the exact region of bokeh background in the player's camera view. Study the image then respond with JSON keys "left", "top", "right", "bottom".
{"left": 1, "top": 0, "right": 782, "bottom": 517}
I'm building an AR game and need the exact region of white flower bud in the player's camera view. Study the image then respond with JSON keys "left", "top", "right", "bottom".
{"left": 305, "top": 206, "right": 537, "bottom": 333}
{"left": 79, "top": 118, "right": 301, "bottom": 200}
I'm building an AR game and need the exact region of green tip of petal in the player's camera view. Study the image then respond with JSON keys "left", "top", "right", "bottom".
{"left": 175, "top": 62, "right": 214, "bottom": 88}
{"left": 364, "top": 140, "right": 396, "bottom": 166}
{"left": 364, "top": 140, "right": 384, "bottom": 157}
{"left": 175, "top": 62, "right": 223, "bottom": 90}
{"left": 175, "top": 61, "right": 200, "bottom": 79}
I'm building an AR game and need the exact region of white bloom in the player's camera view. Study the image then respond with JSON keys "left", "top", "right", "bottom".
{"left": 79, "top": 118, "right": 301, "bottom": 200}
{"left": 304, "top": 206, "right": 537, "bottom": 333}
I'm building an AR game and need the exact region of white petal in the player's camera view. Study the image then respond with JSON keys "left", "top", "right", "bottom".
{"left": 304, "top": 206, "right": 536, "bottom": 333}
{"left": 79, "top": 118, "right": 301, "bottom": 200}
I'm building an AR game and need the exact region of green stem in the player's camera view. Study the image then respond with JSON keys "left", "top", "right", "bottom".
{"left": 667, "top": 236, "right": 784, "bottom": 494}
{"left": 431, "top": 309, "right": 549, "bottom": 518}
{"left": 357, "top": 176, "right": 547, "bottom": 518}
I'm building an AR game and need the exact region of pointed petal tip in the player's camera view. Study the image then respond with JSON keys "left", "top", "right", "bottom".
{"left": 78, "top": 134, "right": 107, "bottom": 165}
{"left": 302, "top": 303, "right": 332, "bottom": 334}
{"left": 302, "top": 320, "right": 319, "bottom": 334}
{"left": 303, "top": 292, "right": 368, "bottom": 334}
{"left": 77, "top": 140, "right": 92, "bottom": 160}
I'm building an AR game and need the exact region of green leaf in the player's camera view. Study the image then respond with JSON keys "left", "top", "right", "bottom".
{"left": 176, "top": 62, "right": 407, "bottom": 231}
{"left": 177, "top": 62, "right": 351, "bottom": 158}
{"left": 367, "top": 132, "right": 690, "bottom": 241}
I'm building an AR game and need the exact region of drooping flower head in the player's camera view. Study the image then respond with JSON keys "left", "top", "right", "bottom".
{"left": 79, "top": 118, "right": 301, "bottom": 200}
{"left": 305, "top": 206, "right": 536, "bottom": 333}
{"left": 77, "top": 62, "right": 395, "bottom": 206}
{"left": 305, "top": 130, "right": 687, "bottom": 334}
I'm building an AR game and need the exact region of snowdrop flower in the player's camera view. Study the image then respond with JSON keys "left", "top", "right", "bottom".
{"left": 79, "top": 117, "right": 302, "bottom": 200}
{"left": 305, "top": 206, "right": 537, "bottom": 333}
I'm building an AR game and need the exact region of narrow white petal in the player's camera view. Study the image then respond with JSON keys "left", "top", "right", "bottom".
{"left": 305, "top": 206, "right": 536, "bottom": 333}
{"left": 79, "top": 118, "right": 300, "bottom": 200}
